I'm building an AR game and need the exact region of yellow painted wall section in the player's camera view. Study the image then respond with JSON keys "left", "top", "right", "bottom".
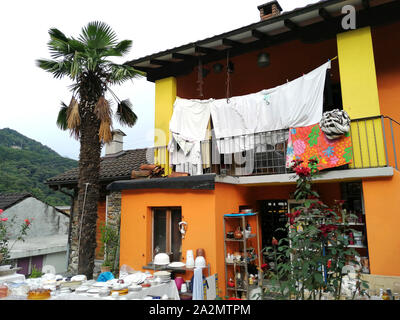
{"left": 362, "top": 170, "right": 400, "bottom": 276}
{"left": 337, "top": 27, "right": 380, "bottom": 118}
{"left": 154, "top": 77, "right": 176, "bottom": 145}
{"left": 337, "top": 27, "right": 386, "bottom": 168}
{"left": 154, "top": 77, "right": 176, "bottom": 175}
{"left": 349, "top": 118, "right": 387, "bottom": 168}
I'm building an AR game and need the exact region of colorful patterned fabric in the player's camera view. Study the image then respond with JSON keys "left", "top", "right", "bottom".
{"left": 286, "top": 123, "right": 353, "bottom": 170}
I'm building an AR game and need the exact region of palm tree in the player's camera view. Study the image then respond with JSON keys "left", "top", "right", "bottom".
{"left": 37, "top": 21, "right": 143, "bottom": 278}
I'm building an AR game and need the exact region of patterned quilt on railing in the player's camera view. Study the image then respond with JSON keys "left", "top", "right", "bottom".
{"left": 286, "top": 123, "right": 353, "bottom": 170}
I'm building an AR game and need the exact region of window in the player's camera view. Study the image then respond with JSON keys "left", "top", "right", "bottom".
{"left": 152, "top": 207, "right": 182, "bottom": 262}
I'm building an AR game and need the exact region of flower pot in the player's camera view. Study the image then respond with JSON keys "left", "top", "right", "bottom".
{"left": 101, "top": 266, "right": 111, "bottom": 273}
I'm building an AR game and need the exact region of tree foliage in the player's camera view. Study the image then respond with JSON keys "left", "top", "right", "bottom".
{"left": 0, "top": 128, "right": 77, "bottom": 206}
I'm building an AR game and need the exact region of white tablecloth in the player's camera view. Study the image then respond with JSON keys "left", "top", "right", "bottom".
{"left": 51, "top": 281, "right": 180, "bottom": 300}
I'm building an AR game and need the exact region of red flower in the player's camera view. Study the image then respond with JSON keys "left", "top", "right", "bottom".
{"left": 291, "top": 159, "right": 304, "bottom": 168}
{"left": 294, "top": 166, "right": 311, "bottom": 178}
{"left": 327, "top": 259, "right": 332, "bottom": 269}
{"left": 261, "top": 263, "right": 269, "bottom": 270}
{"left": 272, "top": 237, "right": 278, "bottom": 246}
{"left": 0, "top": 209, "right": 3, "bottom": 215}
{"left": 319, "top": 224, "right": 338, "bottom": 237}
{"left": 1, "top": 218, "right": 8, "bottom": 222}
{"left": 285, "top": 210, "right": 301, "bottom": 225}
{"left": 24, "top": 219, "right": 31, "bottom": 226}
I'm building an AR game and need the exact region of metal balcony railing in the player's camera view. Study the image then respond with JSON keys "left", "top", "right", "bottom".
{"left": 151, "top": 115, "right": 399, "bottom": 177}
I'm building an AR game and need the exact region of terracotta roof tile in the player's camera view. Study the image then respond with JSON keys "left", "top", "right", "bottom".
{"left": 0, "top": 193, "right": 32, "bottom": 210}
{"left": 47, "top": 148, "right": 152, "bottom": 185}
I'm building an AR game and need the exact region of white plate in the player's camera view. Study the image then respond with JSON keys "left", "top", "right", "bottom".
{"left": 87, "top": 288, "right": 100, "bottom": 294}
{"left": 92, "top": 282, "right": 108, "bottom": 287}
{"left": 154, "top": 271, "right": 171, "bottom": 276}
{"left": 168, "top": 262, "right": 185, "bottom": 268}
{"left": 75, "top": 286, "right": 89, "bottom": 293}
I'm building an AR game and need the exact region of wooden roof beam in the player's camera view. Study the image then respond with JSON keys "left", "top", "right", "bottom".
{"left": 362, "top": 0, "right": 370, "bottom": 10}
{"left": 319, "top": 8, "right": 334, "bottom": 22}
{"left": 222, "top": 38, "right": 242, "bottom": 48}
{"left": 171, "top": 52, "right": 195, "bottom": 61}
{"left": 251, "top": 29, "right": 271, "bottom": 41}
{"left": 284, "top": 19, "right": 300, "bottom": 32}
{"left": 195, "top": 45, "right": 220, "bottom": 55}
{"left": 149, "top": 59, "right": 174, "bottom": 66}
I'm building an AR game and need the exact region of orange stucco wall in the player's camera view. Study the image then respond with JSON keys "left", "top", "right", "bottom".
{"left": 362, "top": 170, "right": 400, "bottom": 276}
{"left": 373, "top": 22, "right": 400, "bottom": 123}
{"left": 118, "top": 181, "right": 345, "bottom": 297}
{"left": 119, "top": 188, "right": 216, "bottom": 276}
{"left": 177, "top": 38, "right": 339, "bottom": 100}
{"left": 372, "top": 22, "right": 400, "bottom": 169}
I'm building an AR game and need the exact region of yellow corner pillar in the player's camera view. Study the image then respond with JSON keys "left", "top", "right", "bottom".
{"left": 337, "top": 27, "right": 386, "bottom": 168}
{"left": 154, "top": 77, "right": 177, "bottom": 174}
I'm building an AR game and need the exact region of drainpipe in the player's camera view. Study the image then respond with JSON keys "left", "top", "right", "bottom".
{"left": 58, "top": 185, "right": 76, "bottom": 273}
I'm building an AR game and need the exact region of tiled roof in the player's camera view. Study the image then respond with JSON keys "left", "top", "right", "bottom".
{"left": 47, "top": 148, "right": 151, "bottom": 185}
{"left": 0, "top": 193, "right": 32, "bottom": 210}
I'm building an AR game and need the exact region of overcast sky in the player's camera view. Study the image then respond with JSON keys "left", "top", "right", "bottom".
{"left": 0, "top": 0, "right": 319, "bottom": 160}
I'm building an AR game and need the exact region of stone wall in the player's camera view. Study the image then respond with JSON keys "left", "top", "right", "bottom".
{"left": 67, "top": 198, "right": 79, "bottom": 274}
{"left": 67, "top": 191, "right": 122, "bottom": 275}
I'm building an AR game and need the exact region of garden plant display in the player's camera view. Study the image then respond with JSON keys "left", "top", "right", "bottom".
{"left": 262, "top": 159, "right": 368, "bottom": 300}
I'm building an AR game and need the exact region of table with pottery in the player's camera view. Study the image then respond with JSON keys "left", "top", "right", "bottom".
{"left": 0, "top": 271, "right": 180, "bottom": 300}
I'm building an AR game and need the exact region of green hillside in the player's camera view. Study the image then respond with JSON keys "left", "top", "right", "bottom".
{"left": 0, "top": 128, "right": 77, "bottom": 206}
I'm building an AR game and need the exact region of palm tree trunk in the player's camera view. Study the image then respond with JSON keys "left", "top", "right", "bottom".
{"left": 76, "top": 101, "right": 101, "bottom": 279}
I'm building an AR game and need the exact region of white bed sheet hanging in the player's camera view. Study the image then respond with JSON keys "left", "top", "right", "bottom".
{"left": 168, "top": 97, "right": 213, "bottom": 175}
{"left": 169, "top": 97, "right": 212, "bottom": 141}
{"left": 210, "top": 61, "right": 331, "bottom": 154}
{"left": 256, "top": 61, "right": 331, "bottom": 133}
{"left": 168, "top": 61, "right": 331, "bottom": 161}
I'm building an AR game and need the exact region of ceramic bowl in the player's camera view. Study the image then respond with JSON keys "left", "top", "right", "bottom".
{"left": 154, "top": 253, "right": 170, "bottom": 265}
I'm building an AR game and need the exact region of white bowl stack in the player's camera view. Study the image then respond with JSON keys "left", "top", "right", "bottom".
{"left": 153, "top": 271, "right": 171, "bottom": 283}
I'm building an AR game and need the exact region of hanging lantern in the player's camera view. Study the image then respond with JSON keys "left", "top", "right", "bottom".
{"left": 257, "top": 52, "right": 270, "bottom": 67}
{"left": 213, "top": 63, "right": 223, "bottom": 73}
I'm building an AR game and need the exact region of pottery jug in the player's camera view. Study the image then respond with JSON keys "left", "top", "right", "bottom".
{"left": 196, "top": 248, "right": 205, "bottom": 257}
{"left": 234, "top": 227, "right": 243, "bottom": 239}
{"left": 186, "top": 250, "right": 195, "bottom": 267}
{"left": 175, "top": 277, "right": 184, "bottom": 291}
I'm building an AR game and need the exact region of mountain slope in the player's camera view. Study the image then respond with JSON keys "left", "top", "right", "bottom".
{"left": 0, "top": 128, "right": 77, "bottom": 206}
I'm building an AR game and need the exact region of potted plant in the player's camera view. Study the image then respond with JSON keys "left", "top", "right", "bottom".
{"left": 99, "top": 222, "right": 120, "bottom": 274}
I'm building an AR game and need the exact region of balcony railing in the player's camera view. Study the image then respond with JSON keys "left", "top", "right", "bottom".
{"left": 151, "top": 115, "right": 399, "bottom": 177}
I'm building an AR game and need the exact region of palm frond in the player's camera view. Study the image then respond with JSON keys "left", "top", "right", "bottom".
{"left": 36, "top": 59, "right": 72, "bottom": 79}
{"left": 108, "top": 63, "right": 144, "bottom": 85}
{"left": 99, "top": 120, "right": 113, "bottom": 143}
{"left": 48, "top": 28, "right": 69, "bottom": 42}
{"left": 56, "top": 102, "right": 69, "bottom": 130}
{"left": 67, "top": 97, "right": 80, "bottom": 130}
{"left": 115, "top": 99, "right": 137, "bottom": 127}
{"left": 78, "top": 21, "right": 118, "bottom": 50}
{"left": 99, "top": 40, "right": 132, "bottom": 58}
{"left": 47, "top": 29, "right": 86, "bottom": 60}
{"left": 94, "top": 96, "right": 112, "bottom": 123}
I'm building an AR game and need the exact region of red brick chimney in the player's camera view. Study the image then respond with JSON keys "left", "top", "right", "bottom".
{"left": 257, "top": 1, "right": 283, "bottom": 21}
